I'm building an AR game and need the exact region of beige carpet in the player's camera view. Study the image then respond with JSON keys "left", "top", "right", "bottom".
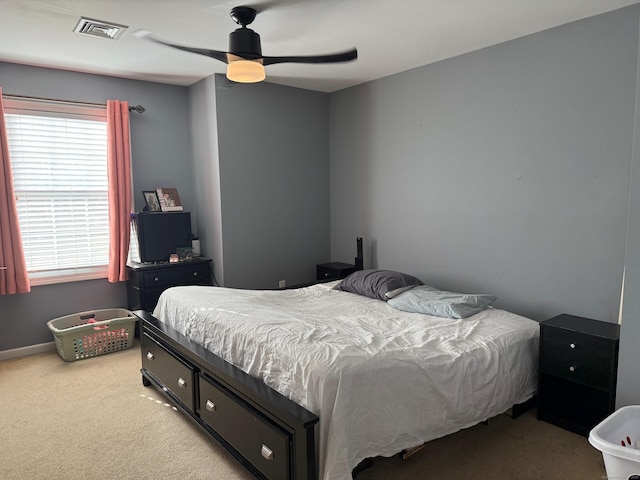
{"left": 0, "top": 341, "right": 606, "bottom": 480}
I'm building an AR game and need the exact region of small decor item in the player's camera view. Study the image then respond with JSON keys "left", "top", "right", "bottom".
{"left": 169, "top": 253, "right": 179, "bottom": 263}
{"left": 142, "top": 190, "right": 162, "bottom": 212}
{"left": 177, "top": 246, "right": 193, "bottom": 261}
{"left": 156, "top": 187, "right": 183, "bottom": 211}
{"left": 191, "top": 237, "right": 201, "bottom": 255}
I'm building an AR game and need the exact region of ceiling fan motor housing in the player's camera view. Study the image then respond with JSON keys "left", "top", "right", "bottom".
{"left": 229, "top": 28, "right": 262, "bottom": 59}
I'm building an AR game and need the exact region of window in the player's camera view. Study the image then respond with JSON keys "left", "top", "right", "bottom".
{"left": 3, "top": 97, "right": 109, "bottom": 285}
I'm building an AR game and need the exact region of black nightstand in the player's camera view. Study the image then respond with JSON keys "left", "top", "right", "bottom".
{"left": 316, "top": 262, "right": 357, "bottom": 282}
{"left": 126, "top": 257, "right": 213, "bottom": 312}
{"left": 537, "top": 314, "right": 620, "bottom": 436}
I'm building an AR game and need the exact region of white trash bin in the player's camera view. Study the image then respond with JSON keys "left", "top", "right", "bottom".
{"left": 589, "top": 406, "right": 640, "bottom": 480}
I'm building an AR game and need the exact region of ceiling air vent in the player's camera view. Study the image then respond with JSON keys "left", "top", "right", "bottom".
{"left": 73, "top": 17, "right": 128, "bottom": 40}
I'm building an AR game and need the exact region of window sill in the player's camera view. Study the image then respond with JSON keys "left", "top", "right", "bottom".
{"left": 29, "top": 266, "right": 108, "bottom": 286}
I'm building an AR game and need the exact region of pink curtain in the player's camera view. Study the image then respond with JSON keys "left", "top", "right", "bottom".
{"left": 107, "top": 100, "right": 132, "bottom": 282}
{"left": 0, "top": 87, "right": 30, "bottom": 294}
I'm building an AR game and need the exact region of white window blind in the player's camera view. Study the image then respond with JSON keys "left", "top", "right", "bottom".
{"left": 3, "top": 96, "right": 109, "bottom": 285}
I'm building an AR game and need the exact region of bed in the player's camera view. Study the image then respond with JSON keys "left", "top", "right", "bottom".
{"left": 137, "top": 272, "right": 539, "bottom": 480}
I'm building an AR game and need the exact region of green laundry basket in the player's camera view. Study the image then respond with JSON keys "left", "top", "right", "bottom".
{"left": 47, "top": 308, "right": 136, "bottom": 361}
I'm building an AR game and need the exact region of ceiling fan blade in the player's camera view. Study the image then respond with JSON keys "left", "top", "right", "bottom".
{"left": 262, "top": 48, "right": 357, "bottom": 66}
{"left": 134, "top": 29, "right": 230, "bottom": 64}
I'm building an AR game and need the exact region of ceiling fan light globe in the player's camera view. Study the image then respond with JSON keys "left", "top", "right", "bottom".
{"left": 226, "top": 60, "right": 266, "bottom": 83}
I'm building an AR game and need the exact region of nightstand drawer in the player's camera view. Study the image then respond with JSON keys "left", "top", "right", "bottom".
{"left": 126, "top": 258, "right": 212, "bottom": 312}
{"left": 540, "top": 336, "right": 615, "bottom": 390}
{"left": 316, "top": 262, "right": 357, "bottom": 281}
{"left": 538, "top": 314, "right": 619, "bottom": 436}
{"left": 142, "top": 262, "right": 210, "bottom": 287}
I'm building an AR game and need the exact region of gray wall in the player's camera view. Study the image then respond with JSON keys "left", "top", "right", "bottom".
{"left": 0, "top": 62, "right": 193, "bottom": 351}
{"left": 189, "top": 75, "right": 224, "bottom": 286}
{"left": 0, "top": 279, "right": 124, "bottom": 350}
{"left": 618, "top": 30, "right": 640, "bottom": 406}
{"left": 192, "top": 75, "right": 330, "bottom": 289}
{"left": 328, "top": 6, "right": 638, "bottom": 325}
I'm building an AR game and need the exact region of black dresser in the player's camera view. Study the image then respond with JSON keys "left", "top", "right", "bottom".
{"left": 537, "top": 313, "right": 620, "bottom": 436}
{"left": 126, "top": 257, "right": 213, "bottom": 312}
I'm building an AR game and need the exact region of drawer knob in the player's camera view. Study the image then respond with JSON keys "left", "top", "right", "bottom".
{"left": 570, "top": 343, "right": 576, "bottom": 349}
{"left": 261, "top": 444, "right": 274, "bottom": 461}
{"left": 324, "top": 272, "right": 330, "bottom": 277}
{"left": 154, "top": 276, "right": 159, "bottom": 282}
{"left": 146, "top": 352, "right": 154, "bottom": 361}
{"left": 177, "top": 378, "right": 187, "bottom": 388}
{"left": 569, "top": 366, "right": 576, "bottom": 372}
{"left": 193, "top": 272, "right": 198, "bottom": 276}
{"left": 205, "top": 400, "right": 216, "bottom": 412}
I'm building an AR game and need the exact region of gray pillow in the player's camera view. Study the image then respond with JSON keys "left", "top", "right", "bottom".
{"left": 387, "top": 285, "right": 497, "bottom": 319}
{"left": 334, "top": 269, "right": 423, "bottom": 301}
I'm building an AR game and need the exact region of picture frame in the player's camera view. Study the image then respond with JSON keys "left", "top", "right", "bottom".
{"left": 156, "top": 187, "right": 184, "bottom": 211}
{"left": 142, "top": 190, "right": 162, "bottom": 212}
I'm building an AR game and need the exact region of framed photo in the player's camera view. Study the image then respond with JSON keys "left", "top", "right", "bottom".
{"left": 142, "top": 190, "right": 162, "bottom": 212}
{"left": 156, "top": 188, "right": 183, "bottom": 211}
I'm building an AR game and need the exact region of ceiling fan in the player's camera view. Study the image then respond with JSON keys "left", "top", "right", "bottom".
{"left": 135, "top": 6, "right": 357, "bottom": 84}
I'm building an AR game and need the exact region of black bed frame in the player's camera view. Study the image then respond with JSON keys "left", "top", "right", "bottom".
{"left": 134, "top": 288, "right": 536, "bottom": 480}
{"left": 135, "top": 310, "right": 319, "bottom": 480}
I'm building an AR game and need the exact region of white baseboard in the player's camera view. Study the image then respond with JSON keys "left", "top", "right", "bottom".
{"left": 0, "top": 341, "right": 57, "bottom": 361}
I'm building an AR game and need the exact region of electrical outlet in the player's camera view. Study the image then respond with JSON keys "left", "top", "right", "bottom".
{"left": 278, "top": 280, "right": 286, "bottom": 288}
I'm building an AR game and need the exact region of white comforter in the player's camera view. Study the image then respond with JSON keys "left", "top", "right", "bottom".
{"left": 154, "top": 282, "right": 539, "bottom": 480}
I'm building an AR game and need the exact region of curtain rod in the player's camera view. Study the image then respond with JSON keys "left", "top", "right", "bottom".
{"left": 2, "top": 93, "right": 145, "bottom": 113}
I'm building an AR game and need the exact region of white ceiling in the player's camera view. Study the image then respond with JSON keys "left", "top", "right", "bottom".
{"left": 1, "top": 0, "right": 639, "bottom": 93}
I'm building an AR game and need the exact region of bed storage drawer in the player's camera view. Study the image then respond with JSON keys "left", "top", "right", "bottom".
{"left": 141, "top": 332, "right": 195, "bottom": 411}
{"left": 199, "top": 373, "right": 291, "bottom": 480}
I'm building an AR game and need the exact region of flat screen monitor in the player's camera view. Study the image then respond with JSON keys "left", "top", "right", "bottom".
{"left": 130, "top": 211, "right": 192, "bottom": 263}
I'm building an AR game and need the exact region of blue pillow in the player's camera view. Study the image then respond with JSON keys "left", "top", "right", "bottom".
{"left": 387, "top": 285, "right": 496, "bottom": 319}
{"left": 334, "top": 269, "right": 423, "bottom": 301}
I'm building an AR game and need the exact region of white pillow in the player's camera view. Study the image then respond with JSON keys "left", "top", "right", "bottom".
{"left": 387, "top": 285, "right": 496, "bottom": 319}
